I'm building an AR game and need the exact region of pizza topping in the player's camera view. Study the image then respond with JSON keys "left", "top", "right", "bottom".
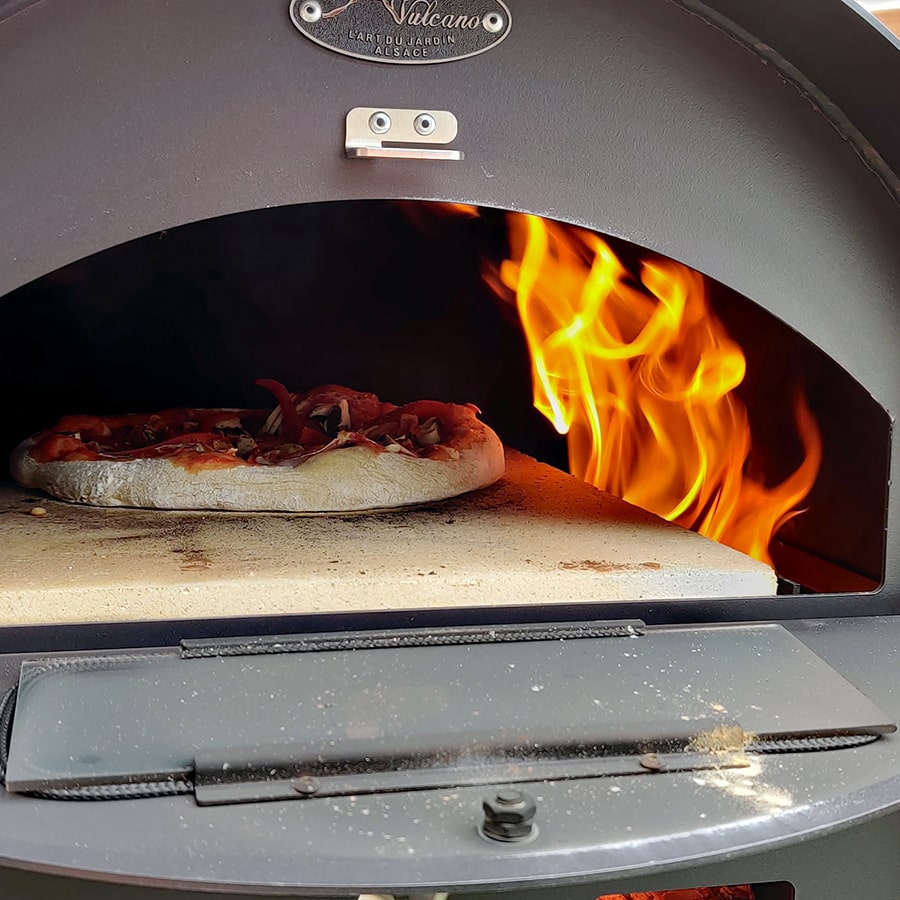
{"left": 255, "top": 378, "right": 306, "bottom": 444}
{"left": 417, "top": 416, "right": 442, "bottom": 446}
{"left": 34, "top": 434, "right": 97, "bottom": 463}
{"left": 235, "top": 435, "right": 258, "bottom": 459}
{"left": 55, "top": 415, "right": 113, "bottom": 438}
{"left": 310, "top": 404, "right": 342, "bottom": 438}
{"left": 27, "top": 380, "right": 488, "bottom": 470}
{"left": 211, "top": 415, "right": 242, "bottom": 430}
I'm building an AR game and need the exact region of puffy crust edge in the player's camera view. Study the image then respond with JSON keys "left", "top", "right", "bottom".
{"left": 10, "top": 426, "right": 506, "bottom": 512}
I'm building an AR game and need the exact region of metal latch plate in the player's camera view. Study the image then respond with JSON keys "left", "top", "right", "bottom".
{"left": 345, "top": 107, "right": 463, "bottom": 160}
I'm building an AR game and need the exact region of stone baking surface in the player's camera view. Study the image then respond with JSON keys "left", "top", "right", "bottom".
{"left": 0, "top": 450, "right": 776, "bottom": 625}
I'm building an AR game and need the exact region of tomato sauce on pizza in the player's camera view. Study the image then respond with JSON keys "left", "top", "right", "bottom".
{"left": 27, "top": 381, "right": 479, "bottom": 471}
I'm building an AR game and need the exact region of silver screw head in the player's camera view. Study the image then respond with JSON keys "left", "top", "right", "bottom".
{"left": 413, "top": 113, "right": 436, "bottom": 136}
{"left": 639, "top": 752, "right": 666, "bottom": 772}
{"left": 482, "top": 11, "right": 504, "bottom": 33}
{"left": 292, "top": 775, "right": 319, "bottom": 795}
{"left": 299, "top": 1, "right": 322, "bottom": 23}
{"left": 368, "top": 111, "right": 392, "bottom": 134}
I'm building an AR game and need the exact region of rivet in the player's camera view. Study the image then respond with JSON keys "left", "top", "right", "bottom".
{"left": 482, "top": 11, "right": 504, "bottom": 33}
{"left": 292, "top": 775, "right": 319, "bottom": 795}
{"left": 298, "top": 0, "right": 322, "bottom": 23}
{"left": 413, "top": 113, "right": 436, "bottom": 136}
{"left": 639, "top": 752, "right": 666, "bottom": 772}
{"left": 368, "top": 111, "right": 392, "bottom": 134}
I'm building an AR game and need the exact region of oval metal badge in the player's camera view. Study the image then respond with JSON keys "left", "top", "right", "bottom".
{"left": 289, "top": 0, "right": 512, "bottom": 65}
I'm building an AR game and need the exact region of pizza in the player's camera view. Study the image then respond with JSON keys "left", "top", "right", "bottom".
{"left": 9, "top": 381, "right": 506, "bottom": 512}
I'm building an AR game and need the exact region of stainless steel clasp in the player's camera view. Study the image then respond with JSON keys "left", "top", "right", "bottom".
{"left": 345, "top": 107, "right": 463, "bottom": 160}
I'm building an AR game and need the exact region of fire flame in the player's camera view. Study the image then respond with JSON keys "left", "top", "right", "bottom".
{"left": 481, "top": 209, "right": 822, "bottom": 565}
{"left": 599, "top": 888, "right": 755, "bottom": 900}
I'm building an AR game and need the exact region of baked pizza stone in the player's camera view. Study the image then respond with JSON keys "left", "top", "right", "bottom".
{"left": 0, "top": 449, "right": 777, "bottom": 625}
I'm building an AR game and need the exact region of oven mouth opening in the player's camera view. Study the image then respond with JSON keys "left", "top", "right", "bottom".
{"left": 0, "top": 199, "right": 890, "bottom": 628}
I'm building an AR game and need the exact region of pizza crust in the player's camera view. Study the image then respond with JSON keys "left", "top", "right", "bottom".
{"left": 10, "top": 425, "right": 506, "bottom": 512}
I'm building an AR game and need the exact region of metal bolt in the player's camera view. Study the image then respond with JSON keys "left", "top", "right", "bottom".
{"left": 482, "top": 12, "right": 504, "bottom": 33}
{"left": 368, "top": 111, "right": 392, "bottom": 135}
{"left": 639, "top": 752, "right": 666, "bottom": 772}
{"left": 480, "top": 788, "right": 538, "bottom": 843}
{"left": 413, "top": 113, "right": 436, "bottom": 136}
{"left": 292, "top": 775, "right": 319, "bottom": 795}
{"left": 298, "top": 0, "right": 322, "bottom": 23}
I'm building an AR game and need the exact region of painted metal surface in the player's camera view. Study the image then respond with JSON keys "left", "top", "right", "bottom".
{"left": 0, "top": 618, "right": 895, "bottom": 893}
{"left": 0, "top": 2, "right": 897, "bottom": 890}
{"left": 6, "top": 625, "right": 892, "bottom": 795}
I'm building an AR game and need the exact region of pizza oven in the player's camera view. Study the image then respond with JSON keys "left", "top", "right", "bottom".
{"left": 0, "top": 1, "right": 898, "bottom": 898}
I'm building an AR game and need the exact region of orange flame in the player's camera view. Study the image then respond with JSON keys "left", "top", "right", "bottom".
{"left": 495, "top": 213, "right": 821, "bottom": 565}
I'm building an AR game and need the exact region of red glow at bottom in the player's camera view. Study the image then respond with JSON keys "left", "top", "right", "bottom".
{"left": 599, "top": 888, "right": 754, "bottom": 900}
